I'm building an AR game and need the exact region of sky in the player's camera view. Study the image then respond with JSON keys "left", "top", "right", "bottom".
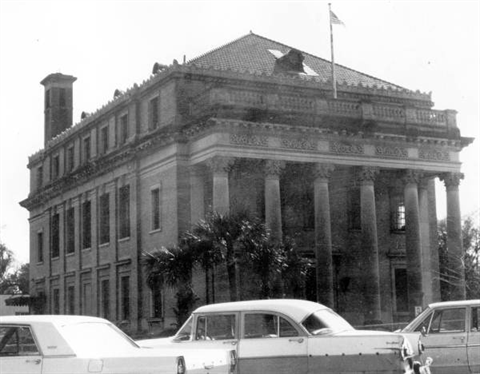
{"left": 0, "top": 0, "right": 479, "bottom": 266}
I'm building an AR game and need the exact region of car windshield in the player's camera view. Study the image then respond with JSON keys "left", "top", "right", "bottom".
{"left": 58, "top": 322, "right": 138, "bottom": 356}
{"left": 302, "top": 309, "right": 353, "bottom": 335}
{"left": 174, "top": 316, "right": 193, "bottom": 341}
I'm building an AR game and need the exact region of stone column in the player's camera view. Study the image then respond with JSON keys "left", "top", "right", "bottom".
{"left": 314, "top": 164, "right": 335, "bottom": 307}
{"left": 358, "top": 167, "right": 382, "bottom": 323}
{"left": 403, "top": 170, "right": 424, "bottom": 318}
{"left": 428, "top": 179, "right": 441, "bottom": 301}
{"left": 418, "top": 177, "right": 434, "bottom": 304}
{"left": 208, "top": 156, "right": 233, "bottom": 215}
{"left": 264, "top": 160, "right": 285, "bottom": 241}
{"left": 440, "top": 172, "right": 466, "bottom": 300}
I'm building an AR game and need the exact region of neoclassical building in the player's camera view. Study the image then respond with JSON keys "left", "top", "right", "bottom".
{"left": 21, "top": 33, "right": 472, "bottom": 331}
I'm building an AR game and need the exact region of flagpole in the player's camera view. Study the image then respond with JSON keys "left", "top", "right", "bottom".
{"left": 329, "top": 3, "right": 337, "bottom": 99}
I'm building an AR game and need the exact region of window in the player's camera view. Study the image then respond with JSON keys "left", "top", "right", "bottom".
{"left": 394, "top": 268, "right": 408, "bottom": 313}
{"left": 37, "top": 232, "right": 44, "bottom": 263}
{"left": 428, "top": 308, "right": 466, "bottom": 334}
{"left": 52, "top": 155, "right": 60, "bottom": 179}
{"left": 82, "top": 283, "right": 92, "bottom": 315}
{"left": 151, "top": 287, "right": 163, "bottom": 319}
{"left": 82, "top": 200, "right": 91, "bottom": 249}
{"left": 37, "top": 166, "right": 43, "bottom": 189}
{"left": 99, "top": 193, "right": 110, "bottom": 244}
{"left": 51, "top": 213, "right": 60, "bottom": 258}
{"left": 148, "top": 96, "right": 159, "bottom": 130}
{"left": 53, "top": 288, "right": 60, "bottom": 314}
{"left": 120, "top": 276, "right": 130, "bottom": 320}
{"left": 100, "top": 126, "right": 109, "bottom": 154}
{"left": 119, "top": 185, "right": 130, "bottom": 239}
{"left": 348, "top": 187, "right": 361, "bottom": 230}
{"left": 59, "top": 88, "right": 66, "bottom": 107}
{"left": 392, "top": 202, "right": 406, "bottom": 231}
{"left": 83, "top": 136, "right": 91, "bottom": 162}
{"left": 100, "top": 279, "right": 110, "bottom": 320}
{"left": 472, "top": 307, "right": 479, "bottom": 332}
{"left": 151, "top": 187, "right": 161, "bottom": 231}
{"left": 67, "top": 285, "right": 75, "bottom": 314}
{"left": 244, "top": 313, "right": 298, "bottom": 339}
{"left": 0, "top": 326, "right": 39, "bottom": 356}
{"left": 66, "top": 146, "right": 74, "bottom": 172}
{"left": 66, "top": 207, "right": 75, "bottom": 254}
{"left": 195, "top": 314, "right": 236, "bottom": 341}
{"left": 119, "top": 114, "right": 128, "bottom": 145}
{"left": 45, "top": 89, "right": 51, "bottom": 109}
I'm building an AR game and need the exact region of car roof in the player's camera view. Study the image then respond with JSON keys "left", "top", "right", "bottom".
{"left": 193, "top": 299, "right": 329, "bottom": 322}
{"left": 427, "top": 299, "right": 480, "bottom": 309}
{"left": 0, "top": 315, "right": 108, "bottom": 325}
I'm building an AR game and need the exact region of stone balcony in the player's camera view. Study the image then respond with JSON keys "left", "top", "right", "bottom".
{"left": 190, "top": 87, "right": 458, "bottom": 137}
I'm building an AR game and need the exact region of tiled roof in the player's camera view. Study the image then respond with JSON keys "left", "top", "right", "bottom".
{"left": 188, "top": 32, "right": 407, "bottom": 92}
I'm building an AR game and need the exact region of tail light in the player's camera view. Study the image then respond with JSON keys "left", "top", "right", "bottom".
{"left": 229, "top": 350, "right": 237, "bottom": 374}
{"left": 176, "top": 356, "right": 186, "bottom": 374}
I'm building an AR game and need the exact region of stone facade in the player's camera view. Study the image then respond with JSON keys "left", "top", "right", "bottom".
{"left": 20, "top": 33, "right": 473, "bottom": 332}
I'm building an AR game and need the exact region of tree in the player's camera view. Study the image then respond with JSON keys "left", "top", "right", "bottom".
{"left": 0, "top": 242, "right": 14, "bottom": 282}
{"left": 144, "top": 246, "right": 198, "bottom": 327}
{"left": 438, "top": 216, "right": 480, "bottom": 299}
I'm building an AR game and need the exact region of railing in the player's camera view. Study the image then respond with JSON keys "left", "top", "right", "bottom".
{"left": 190, "top": 88, "right": 452, "bottom": 129}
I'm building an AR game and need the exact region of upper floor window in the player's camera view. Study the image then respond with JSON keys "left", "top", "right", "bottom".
{"left": 119, "top": 114, "right": 128, "bottom": 145}
{"left": 83, "top": 136, "right": 91, "bottom": 163}
{"left": 52, "top": 155, "right": 60, "bottom": 179}
{"left": 66, "top": 207, "right": 75, "bottom": 254}
{"left": 99, "top": 193, "right": 110, "bottom": 244}
{"left": 45, "top": 89, "right": 51, "bottom": 109}
{"left": 66, "top": 145, "right": 74, "bottom": 172}
{"left": 51, "top": 213, "right": 60, "bottom": 258}
{"left": 37, "top": 231, "right": 44, "bottom": 263}
{"left": 148, "top": 97, "right": 159, "bottom": 130}
{"left": 82, "top": 200, "right": 91, "bottom": 249}
{"left": 100, "top": 126, "right": 109, "bottom": 155}
{"left": 151, "top": 187, "right": 161, "bottom": 231}
{"left": 119, "top": 185, "right": 130, "bottom": 239}
{"left": 59, "top": 88, "right": 66, "bottom": 107}
{"left": 392, "top": 201, "right": 406, "bottom": 232}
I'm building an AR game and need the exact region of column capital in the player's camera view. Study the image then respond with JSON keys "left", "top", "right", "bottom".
{"left": 207, "top": 156, "right": 234, "bottom": 175}
{"left": 264, "top": 160, "right": 285, "bottom": 178}
{"left": 440, "top": 172, "right": 464, "bottom": 189}
{"left": 313, "top": 163, "right": 335, "bottom": 181}
{"left": 402, "top": 169, "right": 423, "bottom": 185}
{"left": 356, "top": 167, "right": 379, "bottom": 183}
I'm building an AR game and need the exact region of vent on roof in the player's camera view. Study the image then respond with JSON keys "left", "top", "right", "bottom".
{"left": 273, "top": 49, "right": 306, "bottom": 75}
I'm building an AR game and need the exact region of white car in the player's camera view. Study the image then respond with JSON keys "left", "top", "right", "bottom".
{"left": 138, "top": 299, "right": 422, "bottom": 374}
{"left": 400, "top": 299, "right": 480, "bottom": 374}
{"left": 0, "top": 315, "right": 236, "bottom": 374}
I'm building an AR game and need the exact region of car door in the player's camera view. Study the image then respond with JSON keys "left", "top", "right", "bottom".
{"left": 0, "top": 325, "right": 42, "bottom": 374}
{"left": 237, "top": 312, "right": 308, "bottom": 374}
{"left": 421, "top": 307, "right": 468, "bottom": 374}
{"left": 468, "top": 306, "right": 480, "bottom": 374}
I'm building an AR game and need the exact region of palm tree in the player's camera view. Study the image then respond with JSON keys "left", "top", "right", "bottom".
{"left": 143, "top": 246, "right": 197, "bottom": 327}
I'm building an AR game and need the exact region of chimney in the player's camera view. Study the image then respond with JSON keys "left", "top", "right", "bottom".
{"left": 41, "top": 73, "right": 77, "bottom": 145}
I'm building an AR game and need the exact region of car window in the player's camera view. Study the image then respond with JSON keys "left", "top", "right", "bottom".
{"left": 0, "top": 326, "right": 40, "bottom": 356}
{"left": 472, "top": 307, "right": 479, "bottom": 332}
{"left": 429, "top": 308, "right": 466, "bottom": 334}
{"left": 175, "top": 316, "right": 193, "bottom": 341}
{"left": 243, "top": 313, "right": 298, "bottom": 339}
{"left": 413, "top": 311, "right": 433, "bottom": 333}
{"left": 302, "top": 309, "right": 353, "bottom": 335}
{"left": 195, "top": 314, "right": 236, "bottom": 341}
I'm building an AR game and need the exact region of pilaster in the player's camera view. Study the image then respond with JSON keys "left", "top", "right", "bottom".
{"left": 264, "top": 160, "right": 285, "bottom": 241}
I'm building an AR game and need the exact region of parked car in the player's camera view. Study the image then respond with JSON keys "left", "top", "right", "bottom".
{"left": 400, "top": 299, "right": 480, "bottom": 374}
{"left": 0, "top": 315, "right": 236, "bottom": 374}
{"left": 138, "top": 299, "right": 423, "bottom": 374}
